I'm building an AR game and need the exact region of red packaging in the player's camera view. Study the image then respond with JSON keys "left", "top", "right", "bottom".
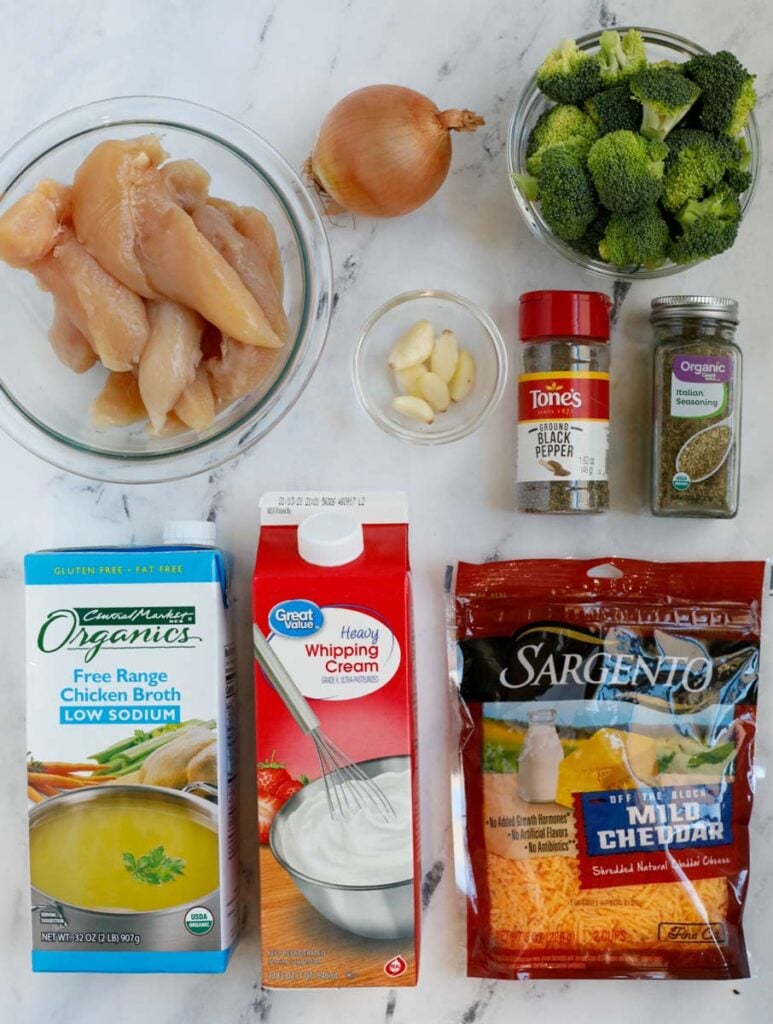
{"left": 253, "top": 492, "right": 419, "bottom": 988}
{"left": 449, "top": 557, "right": 766, "bottom": 980}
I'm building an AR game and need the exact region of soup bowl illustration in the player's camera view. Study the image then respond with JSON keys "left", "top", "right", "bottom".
{"left": 29, "top": 784, "right": 222, "bottom": 951}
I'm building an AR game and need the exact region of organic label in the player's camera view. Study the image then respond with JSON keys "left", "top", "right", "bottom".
{"left": 670, "top": 355, "right": 731, "bottom": 419}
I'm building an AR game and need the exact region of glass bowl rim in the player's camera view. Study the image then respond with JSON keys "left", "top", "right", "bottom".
{"left": 0, "top": 94, "right": 333, "bottom": 483}
{"left": 506, "top": 26, "right": 761, "bottom": 281}
{"left": 352, "top": 288, "right": 508, "bottom": 446}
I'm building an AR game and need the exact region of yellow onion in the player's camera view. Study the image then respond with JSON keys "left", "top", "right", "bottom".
{"left": 308, "top": 85, "right": 484, "bottom": 218}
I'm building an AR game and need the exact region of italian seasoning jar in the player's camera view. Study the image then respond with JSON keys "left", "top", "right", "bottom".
{"left": 651, "top": 295, "right": 742, "bottom": 518}
{"left": 517, "top": 290, "right": 611, "bottom": 513}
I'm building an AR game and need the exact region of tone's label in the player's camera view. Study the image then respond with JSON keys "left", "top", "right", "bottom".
{"left": 670, "top": 355, "right": 731, "bottom": 419}
{"left": 517, "top": 371, "right": 609, "bottom": 483}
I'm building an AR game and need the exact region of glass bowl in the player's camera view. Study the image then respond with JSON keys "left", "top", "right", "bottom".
{"left": 507, "top": 27, "right": 760, "bottom": 280}
{"left": 353, "top": 290, "right": 508, "bottom": 445}
{"left": 0, "top": 96, "right": 332, "bottom": 483}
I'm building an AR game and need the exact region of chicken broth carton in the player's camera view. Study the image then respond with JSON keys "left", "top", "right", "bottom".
{"left": 24, "top": 522, "right": 238, "bottom": 973}
{"left": 253, "top": 491, "right": 420, "bottom": 988}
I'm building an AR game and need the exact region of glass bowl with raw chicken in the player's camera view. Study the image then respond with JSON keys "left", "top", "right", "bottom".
{"left": 0, "top": 96, "right": 332, "bottom": 482}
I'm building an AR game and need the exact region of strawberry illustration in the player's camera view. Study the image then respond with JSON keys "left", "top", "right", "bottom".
{"left": 256, "top": 756, "right": 307, "bottom": 844}
{"left": 256, "top": 754, "right": 291, "bottom": 797}
{"left": 275, "top": 778, "right": 304, "bottom": 803}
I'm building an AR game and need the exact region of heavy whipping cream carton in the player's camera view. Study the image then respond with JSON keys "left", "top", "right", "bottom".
{"left": 253, "top": 492, "right": 419, "bottom": 988}
{"left": 24, "top": 522, "right": 238, "bottom": 973}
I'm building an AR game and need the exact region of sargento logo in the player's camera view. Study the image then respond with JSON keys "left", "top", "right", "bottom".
{"left": 37, "top": 606, "right": 201, "bottom": 662}
{"left": 529, "top": 384, "right": 583, "bottom": 410}
{"left": 498, "top": 624, "right": 715, "bottom": 694}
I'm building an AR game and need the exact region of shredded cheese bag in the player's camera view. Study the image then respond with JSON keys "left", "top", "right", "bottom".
{"left": 450, "top": 558, "right": 765, "bottom": 980}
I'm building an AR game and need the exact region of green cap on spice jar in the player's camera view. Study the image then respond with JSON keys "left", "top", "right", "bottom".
{"left": 519, "top": 290, "right": 611, "bottom": 342}
{"left": 650, "top": 295, "right": 739, "bottom": 324}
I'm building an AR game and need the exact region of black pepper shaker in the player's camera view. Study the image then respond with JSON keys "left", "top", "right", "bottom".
{"left": 650, "top": 295, "right": 742, "bottom": 518}
{"left": 517, "top": 290, "right": 612, "bottom": 514}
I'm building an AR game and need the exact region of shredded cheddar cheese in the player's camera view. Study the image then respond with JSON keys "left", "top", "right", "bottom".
{"left": 487, "top": 852, "right": 728, "bottom": 950}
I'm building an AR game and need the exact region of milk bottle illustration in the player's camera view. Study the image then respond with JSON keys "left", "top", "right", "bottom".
{"left": 517, "top": 708, "right": 564, "bottom": 803}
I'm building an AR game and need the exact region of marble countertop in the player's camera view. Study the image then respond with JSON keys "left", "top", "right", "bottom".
{"left": 2, "top": 0, "right": 772, "bottom": 1020}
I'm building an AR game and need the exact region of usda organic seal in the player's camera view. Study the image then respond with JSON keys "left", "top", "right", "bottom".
{"left": 184, "top": 906, "right": 214, "bottom": 936}
{"left": 672, "top": 472, "right": 691, "bottom": 492}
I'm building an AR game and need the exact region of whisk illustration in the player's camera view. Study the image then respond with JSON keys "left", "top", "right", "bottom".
{"left": 253, "top": 625, "right": 396, "bottom": 822}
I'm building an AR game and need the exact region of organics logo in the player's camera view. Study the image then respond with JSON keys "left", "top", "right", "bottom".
{"left": 37, "top": 606, "right": 201, "bottom": 662}
{"left": 384, "top": 954, "right": 407, "bottom": 977}
{"left": 530, "top": 384, "right": 583, "bottom": 410}
{"left": 269, "top": 599, "right": 324, "bottom": 638}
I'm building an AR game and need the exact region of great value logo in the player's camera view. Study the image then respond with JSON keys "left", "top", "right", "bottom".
{"left": 269, "top": 599, "right": 324, "bottom": 637}
{"left": 37, "top": 606, "right": 201, "bottom": 662}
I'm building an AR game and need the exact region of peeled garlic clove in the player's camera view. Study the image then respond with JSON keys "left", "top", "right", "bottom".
{"left": 419, "top": 371, "right": 450, "bottom": 412}
{"left": 388, "top": 320, "right": 434, "bottom": 370}
{"left": 430, "top": 329, "right": 459, "bottom": 383}
{"left": 395, "top": 362, "right": 429, "bottom": 397}
{"left": 392, "top": 395, "right": 435, "bottom": 424}
{"left": 449, "top": 348, "right": 476, "bottom": 402}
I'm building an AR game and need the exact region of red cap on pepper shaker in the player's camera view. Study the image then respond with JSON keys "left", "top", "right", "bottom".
{"left": 519, "top": 290, "right": 611, "bottom": 342}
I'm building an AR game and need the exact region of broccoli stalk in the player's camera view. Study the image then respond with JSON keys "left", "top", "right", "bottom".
{"left": 684, "top": 50, "right": 757, "bottom": 137}
{"left": 598, "top": 29, "right": 647, "bottom": 83}
{"left": 630, "top": 67, "right": 701, "bottom": 142}
{"left": 669, "top": 186, "right": 742, "bottom": 263}
{"left": 536, "top": 39, "right": 604, "bottom": 104}
{"left": 587, "top": 130, "right": 667, "bottom": 212}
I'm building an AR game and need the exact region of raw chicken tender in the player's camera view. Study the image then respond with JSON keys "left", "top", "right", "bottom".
{"left": 160, "top": 159, "right": 211, "bottom": 211}
{"left": 91, "top": 371, "right": 147, "bottom": 428}
{"left": 48, "top": 305, "right": 97, "bottom": 374}
{"left": 192, "top": 204, "right": 289, "bottom": 341}
{"left": 139, "top": 299, "right": 204, "bottom": 432}
{"left": 72, "top": 136, "right": 165, "bottom": 297}
{"left": 73, "top": 136, "right": 280, "bottom": 347}
{"left": 34, "top": 227, "right": 149, "bottom": 371}
{"left": 0, "top": 179, "right": 71, "bottom": 268}
{"left": 174, "top": 364, "right": 215, "bottom": 431}
{"left": 209, "top": 197, "right": 284, "bottom": 294}
{"left": 205, "top": 334, "right": 279, "bottom": 408}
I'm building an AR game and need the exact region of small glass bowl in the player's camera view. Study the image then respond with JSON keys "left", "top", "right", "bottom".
{"left": 507, "top": 27, "right": 760, "bottom": 280}
{"left": 0, "top": 96, "right": 333, "bottom": 483}
{"left": 353, "top": 290, "right": 508, "bottom": 445}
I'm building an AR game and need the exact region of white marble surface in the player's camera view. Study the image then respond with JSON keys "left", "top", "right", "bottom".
{"left": 2, "top": 0, "right": 773, "bottom": 1020}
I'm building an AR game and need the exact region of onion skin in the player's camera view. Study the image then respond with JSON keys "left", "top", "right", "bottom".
{"left": 309, "top": 85, "right": 484, "bottom": 218}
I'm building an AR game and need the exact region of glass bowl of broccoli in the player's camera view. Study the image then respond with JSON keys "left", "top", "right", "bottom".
{"left": 507, "top": 27, "right": 760, "bottom": 279}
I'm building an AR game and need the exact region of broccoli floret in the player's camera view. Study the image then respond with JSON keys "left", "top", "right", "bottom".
{"left": 598, "top": 29, "right": 647, "bottom": 83}
{"left": 587, "top": 130, "right": 667, "bottom": 212}
{"left": 525, "top": 104, "right": 599, "bottom": 175}
{"left": 661, "top": 129, "right": 740, "bottom": 212}
{"left": 533, "top": 145, "right": 598, "bottom": 241}
{"left": 568, "top": 210, "right": 610, "bottom": 259}
{"left": 724, "top": 166, "right": 753, "bottom": 195}
{"left": 585, "top": 85, "right": 643, "bottom": 135}
{"left": 683, "top": 50, "right": 757, "bottom": 137}
{"left": 630, "top": 67, "right": 701, "bottom": 141}
{"left": 536, "top": 39, "right": 604, "bottom": 104}
{"left": 598, "top": 205, "right": 670, "bottom": 267}
{"left": 668, "top": 186, "right": 741, "bottom": 263}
